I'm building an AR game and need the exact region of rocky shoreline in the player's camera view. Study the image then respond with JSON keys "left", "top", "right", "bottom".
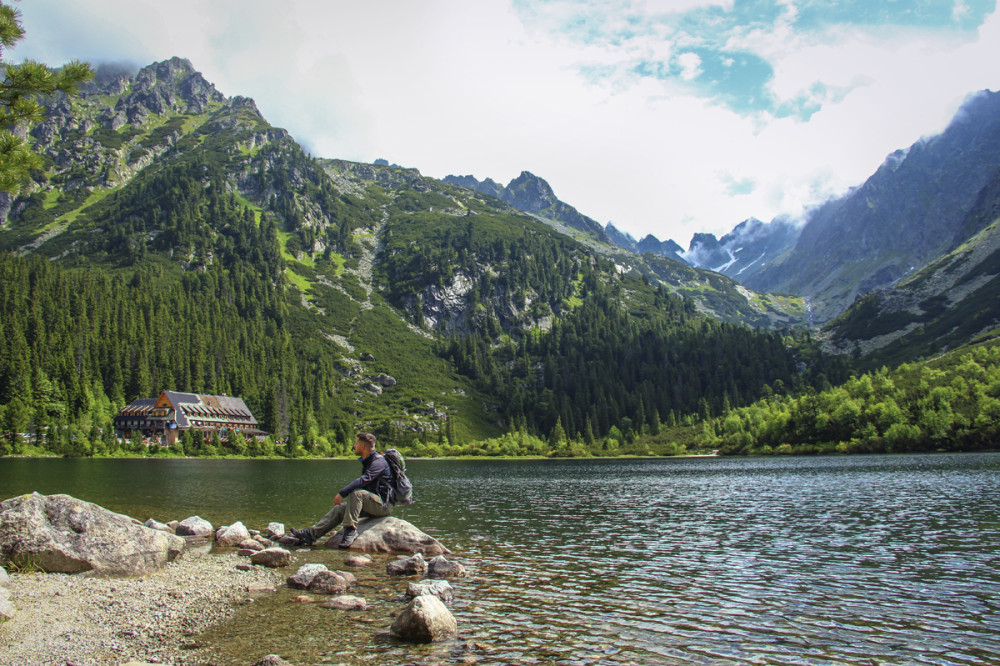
{"left": 0, "top": 494, "right": 464, "bottom": 664}
{"left": 0, "top": 548, "right": 285, "bottom": 665}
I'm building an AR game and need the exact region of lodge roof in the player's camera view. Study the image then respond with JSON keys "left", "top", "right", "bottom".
{"left": 116, "top": 390, "right": 260, "bottom": 429}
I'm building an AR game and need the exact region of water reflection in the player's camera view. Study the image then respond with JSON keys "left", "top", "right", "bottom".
{"left": 2, "top": 453, "right": 999, "bottom": 664}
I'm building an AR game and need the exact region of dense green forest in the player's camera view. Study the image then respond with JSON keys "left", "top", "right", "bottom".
{"left": 708, "top": 334, "right": 1000, "bottom": 456}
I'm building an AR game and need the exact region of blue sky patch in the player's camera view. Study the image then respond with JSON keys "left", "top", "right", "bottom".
{"left": 516, "top": 0, "right": 996, "bottom": 120}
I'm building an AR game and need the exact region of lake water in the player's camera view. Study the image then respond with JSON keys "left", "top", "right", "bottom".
{"left": 2, "top": 453, "right": 999, "bottom": 664}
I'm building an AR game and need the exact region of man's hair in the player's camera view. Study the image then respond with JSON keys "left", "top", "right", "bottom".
{"left": 356, "top": 432, "right": 377, "bottom": 449}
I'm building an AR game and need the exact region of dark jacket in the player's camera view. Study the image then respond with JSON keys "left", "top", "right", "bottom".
{"left": 339, "top": 451, "right": 392, "bottom": 504}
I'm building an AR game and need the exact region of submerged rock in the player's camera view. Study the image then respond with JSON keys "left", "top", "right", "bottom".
{"left": 391, "top": 594, "right": 458, "bottom": 642}
{"left": 427, "top": 555, "right": 466, "bottom": 579}
{"left": 345, "top": 554, "right": 374, "bottom": 567}
{"left": 323, "top": 516, "right": 449, "bottom": 555}
{"left": 322, "top": 594, "right": 367, "bottom": 610}
{"left": 0, "top": 493, "right": 185, "bottom": 576}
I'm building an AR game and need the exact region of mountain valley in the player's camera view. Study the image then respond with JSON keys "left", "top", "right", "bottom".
{"left": 0, "top": 57, "right": 997, "bottom": 458}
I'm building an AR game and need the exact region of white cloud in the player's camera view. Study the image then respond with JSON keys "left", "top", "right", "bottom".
{"left": 676, "top": 51, "right": 703, "bottom": 80}
{"left": 638, "top": 0, "right": 734, "bottom": 13}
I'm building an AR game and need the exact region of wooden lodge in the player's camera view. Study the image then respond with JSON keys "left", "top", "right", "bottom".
{"left": 114, "top": 390, "right": 265, "bottom": 445}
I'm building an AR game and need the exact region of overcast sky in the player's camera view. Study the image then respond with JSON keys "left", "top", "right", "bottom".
{"left": 10, "top": 0, "right": 1000, "bottom": 245}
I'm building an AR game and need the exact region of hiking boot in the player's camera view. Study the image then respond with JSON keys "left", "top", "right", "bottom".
{"left": 290, "top": 527, "right": 315, "bottom": 546}
{"left": 338, "top": 526, "right": 357, "bottom": 549}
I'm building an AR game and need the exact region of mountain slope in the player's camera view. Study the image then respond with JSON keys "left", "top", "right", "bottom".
{"left": 441, "top": 171, "right": 806, "bottom": 328}
{"left": 744, "top": 89, "right": 1000, "bottom": 323}
{"left": 822, "top": 165, "right": 1000, "bottom": 366}
{"left": 0, "top": 57, "right": 825, "bottom": 453}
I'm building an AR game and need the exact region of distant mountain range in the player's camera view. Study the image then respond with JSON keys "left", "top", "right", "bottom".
{"left": 449, "top": 89, "right": 1000, "bottom": 361}
{"left": 441, "top": 171, "right": 611, "bottom": 242}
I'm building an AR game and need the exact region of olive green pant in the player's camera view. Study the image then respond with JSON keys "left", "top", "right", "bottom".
{"left": 309, "top": 490, "right": 391, "bottom": 538}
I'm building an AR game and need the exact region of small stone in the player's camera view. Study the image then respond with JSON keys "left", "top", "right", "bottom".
{"left": 407, "top": 579, "right": 454, "bottom": 603}
{"left": 144, "top": 518, "right": 173, "bottom": 533}
{"left": 293, "top": 595, "right": 317, "bottom": 603}
{"left": 321, "top": 595, "right": 367, "bottom": 611}
{"left": 247, "top": 583, "right": 277, "bottom": 594}
{"left": 334, "top": 570, "right": 357, "bottom": 586}
{"left": 387, "top": 552, "right": 427, "bottom": 577}
{"left": 307, "top": 570, "right": 351, "bottom": 595}
{"left": 287, "top": 563, "right": 328, "bottom": 589}
{"left": 267, "top": 522, "right": 285, "bottom": 538}
{"left": 235, "top": 563, "right": 254, "bottom": 571}
{"left": 176, "top": 516, "right": 213, "bottom": 538}
{"left": 216, "top": 521, "right": 252, "bottom": 547}
{"left": 238, "top": 539, "right": 265, "bottom": 552}
{"left": 254, "top": 655, "right": 292, "bottom": 666}
{"left": 249, "top": 547, "right": 291, "bottom": 568}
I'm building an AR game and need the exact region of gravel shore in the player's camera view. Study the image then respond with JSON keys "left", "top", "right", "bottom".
{"left": 0, "top": 548, "right": 286, "bottom": 666}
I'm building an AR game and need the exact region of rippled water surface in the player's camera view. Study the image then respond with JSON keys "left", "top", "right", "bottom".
{"left": 2, "top": 453, "right": 999, "bottom": 664}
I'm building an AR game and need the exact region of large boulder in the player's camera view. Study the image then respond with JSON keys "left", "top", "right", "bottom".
{"left": 0, "top": 493, "right": 185, "bottom": 577}
{"left": 323, "top": 516, "right": 449, "bottom": 555}
{"left": 390, "top": 595, "right": 458, "bottom": 643}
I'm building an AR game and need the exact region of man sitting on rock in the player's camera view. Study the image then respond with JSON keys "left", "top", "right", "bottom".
{"left": 290, "top": 432, "right": 393, "bottom": 549}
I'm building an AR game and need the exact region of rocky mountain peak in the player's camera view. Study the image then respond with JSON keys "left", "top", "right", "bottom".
{"left": 135, "top": 57, "right": 197, "bottom": 85}
{"left": 605, "top": 222, "right": 637, "bottom": 250}
{"left": 504, "top": 171, "right": 559, "bottom": 212}
{"left": 441, "top": 171, "right": 609, "bottom": 241}
{"left": 97, "top": 57, "right": 225, "bottom": 129}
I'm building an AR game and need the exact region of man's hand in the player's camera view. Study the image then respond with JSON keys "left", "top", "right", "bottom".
{"left": 333, "top": 493, "right": 343, "bottom": 506}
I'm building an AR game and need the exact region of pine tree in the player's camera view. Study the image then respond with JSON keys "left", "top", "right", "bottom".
{"left": 0, "top": 3, "right": 92, "bottom": 193}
